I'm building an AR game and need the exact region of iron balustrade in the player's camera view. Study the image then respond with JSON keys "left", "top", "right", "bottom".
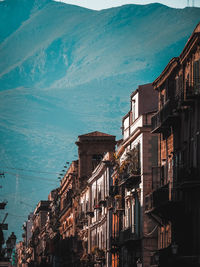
{"left": 145, "top": 184, "right": 182, "bottom": 219}
{"left": 119, "top": 227, "right": 139, "bottom": 244}
{"left": 175, "top": 165, "right": 200, "bottom": 185}
{"left": 152, "top": 165, "right": 168, "bottom": 190}
{"left": 186, "top": 78, "right": 200, "bottom": 98}
{"left": 151, "top": 100, "right": 177, "bottom": 133}
{"left": 60, "top": 199, "right": 72, "bottom": 217}
{"left": 119, "top": 166, "right": 141, "bottom": 188}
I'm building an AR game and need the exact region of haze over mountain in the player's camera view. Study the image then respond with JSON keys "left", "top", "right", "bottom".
{"left": 0, "top": 0, "right": 200, "bottom": 239}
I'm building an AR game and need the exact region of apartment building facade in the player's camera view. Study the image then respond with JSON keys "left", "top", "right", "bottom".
{"left": 111, "top": 83, "right": 158, "bottom": 267}
{"left": 59, "top": 131, "right": 116, "bottom": 266}
{"left": 86, "top": 152, "right": 114, "bottom": 267}
{"left": 145, "top": 23, "right": 200, "bottom": 267}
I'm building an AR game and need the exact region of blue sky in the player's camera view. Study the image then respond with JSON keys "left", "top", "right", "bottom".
{"left": 58, "top": 0, "right": 200, "bottom": 9}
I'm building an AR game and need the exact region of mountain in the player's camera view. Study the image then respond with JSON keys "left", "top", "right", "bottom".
{"left": 0, "top": 0, "right": 200, "bottom": 240}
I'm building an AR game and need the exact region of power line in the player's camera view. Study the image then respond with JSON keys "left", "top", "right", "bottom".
{"left": 0, "top": 212, "right": 27, "bottom": 219}
{"left": 4, "top": 171, "right": 58, "bottom": 184}
{"left": 1, "top": 166, "right": 61, "bottom": 175}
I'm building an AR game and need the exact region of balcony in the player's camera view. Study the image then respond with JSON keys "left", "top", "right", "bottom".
{"left": 119, "top": 227, "right": 140, "bottom": 247}
{"left": 59, "top": 199, "right": 72, "bottom": 217}
{"left": 114, "top": 195, "right": 125, "bottom": 213}
{"left": 152, "top": 165, "right": 168, "bottom": 190}
{"left": 176, "top": 165, "right": 200, "bottom": 188}
{"left": 123, "top": 114, "right": 152, "bottom": 141}
{"left": 175, "top": 79, "right": 200, "bottom": 110}
{"left": 98, "top": 192, "right": 107, "bottom": 207}
{"left": 86, "top": 210, "right": 94, "bottom": 217}
{"left": 119, "top": 171, "right": 141, "bottom": 189}
{"left": 186, "top": 79, "right": 200, "bottom": 98}
{"left": 151, "top": 100, "right": 178, "bottom": 133}
{"left": 94, "top": 205, "right": 102, "bottom": 211}
{"left": 145, "top": 184, "right": 183, "bottom": 220}
{"left": 78, "top": 211, "right": 87, "bottom": 224}
{"left": 110, "top": 235, "right": 120, "bottom": 252}
{"left": 106, "top": 196, "right": 114, "bottom": 210}
{"left": 109, "top": 185, "right": 119, "bottom": 197}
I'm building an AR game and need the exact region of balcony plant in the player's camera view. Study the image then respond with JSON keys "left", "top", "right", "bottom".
{"left": 114, "top": 194, "right": 122, "bottom": 199}
{"left": 91, "top": 246, "right": 105, "bottom": 262}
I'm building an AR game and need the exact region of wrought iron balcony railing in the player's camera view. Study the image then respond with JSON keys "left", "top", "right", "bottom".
{"left": 175, "top": 165, "right": 200, "bottom": 187}
{"left": 151, "top": 100, "right": 177, "bottom": 133}
{"left": 109, "top": 185, "right": 119, "bottom": 197}
{"left": 186, "top": 78, "right": 200, "bottom": 98}
{"left": 119, "top": 170, "right": 141, "bottom": 189}
{"left": 60, "top": 199, "right": 72, "bottom": 217}
{"left": 119, "top": 227, "right": 140, "bottom": 245}
{"left": 175, "top": 79, "right": 200, "bottom": 106}
{"left": 152, "top": 165, "right": 168, "bottom": 190}
{"left": 145, "top": 185, "right": 183, "bottom": 220}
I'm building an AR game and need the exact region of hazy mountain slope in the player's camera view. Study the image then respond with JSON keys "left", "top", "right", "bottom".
{"left": 0, "top": 0, "right": 200, "bottom": 239}
{"left": 1, "top": 2, "right": 200, "bottom": 90}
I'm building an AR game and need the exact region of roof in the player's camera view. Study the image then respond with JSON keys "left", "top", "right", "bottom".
{"left": 130, "top": 83, "right": 153, "bottom": 98}
{"left": 153, "top": 57, "right": 179, "bottom": 89}
{"left": 179, "top": 22, "right": 200, "bottom": 63}
{"left": 78, "top": 131, "right": 115, "bottom": 137}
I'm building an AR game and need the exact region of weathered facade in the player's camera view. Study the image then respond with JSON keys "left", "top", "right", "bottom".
{"left": 111, "top": 83, "right": 158, "bottom": 267}
{"left": 87, "top": 152, "right": 114, "bottom": 267}
{"left": 31, "top": 201, "right": 50, "bottom": 266}
{"left": 145, "top": 23, "right": 200, "bottom": 267}
{"left": 59, "top": 131, "right": 116, "bottom": 266}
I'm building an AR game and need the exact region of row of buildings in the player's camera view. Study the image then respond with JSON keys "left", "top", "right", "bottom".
{"left": 16, "top": 23, "right": 200, "bottom": 267}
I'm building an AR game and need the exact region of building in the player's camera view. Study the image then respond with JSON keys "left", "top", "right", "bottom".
{"left": 145, "top": 23, "right": 200, "bottom": 267}
{"left": 59, "top": 131, "right": 116, "bottom": 266}
{"left": 59, "top": 160, "right": 80, "bottom": 266}
{"left": 112, "top": 83, "right": 158, "bottom": 267}
{"left": 44, "top": 188, "right": 60, "bottom": 266}
{"left": 86, "top": 152, "right": 114, "bottom": 267}
{"left": 31, "top": 200, "right": 50, "bottom": 266}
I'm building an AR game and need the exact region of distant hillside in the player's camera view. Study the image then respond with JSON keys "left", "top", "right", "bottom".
{"left": 0, "top": 0, "right": 200, "bottom": 240}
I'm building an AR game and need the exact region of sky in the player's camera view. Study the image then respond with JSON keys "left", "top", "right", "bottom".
{"left": 57, "top": 0, "right": 200, "bottom": 9}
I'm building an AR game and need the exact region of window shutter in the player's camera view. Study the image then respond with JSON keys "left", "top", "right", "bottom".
{"left": 193, "top": 61, "right": 198, "bottom": 83}
{"left": 193, "top": 61, "right": 200, "bottom": 93}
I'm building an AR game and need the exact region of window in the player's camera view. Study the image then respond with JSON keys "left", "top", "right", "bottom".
{"left": 132, "top": 100, "right": 136, "bottom": 122}
{"left": 92, "top": 154, "right": 103, "bottom": 170}
{"left": 193, "top": 60, "right": 200, "bottom": 94}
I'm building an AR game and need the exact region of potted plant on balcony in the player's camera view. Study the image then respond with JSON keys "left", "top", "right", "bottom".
{"left": 94, "top": 205, "right": 102, "bottom": 211}
{"left": 126, "top": 146, "right": 140, "bottom": 176}
{"left": 91, "top": 246, "right": 105, "bottom": 264}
